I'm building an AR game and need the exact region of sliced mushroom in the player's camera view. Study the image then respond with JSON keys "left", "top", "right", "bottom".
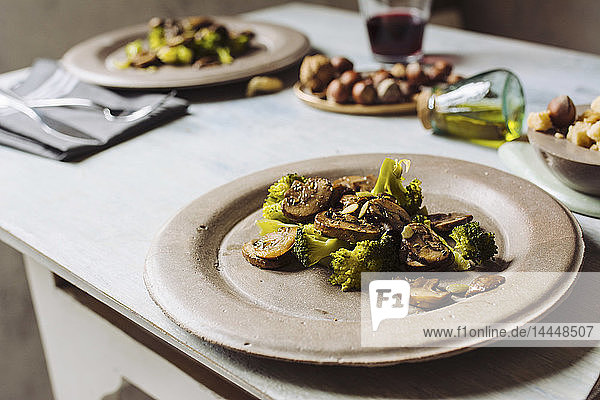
{"left": 241, "top": 227, "right": 297, "bottom": 269}
{"left": 131, "top": 52, "right": 159, "bottom": 68}
{"left": 193, "top": 56, "right": 219, "bottom": 69}
{"left": 242, "top": 242, "right": 290, "bottom": 269}
{"left": 314, "top": 210, "right": 380, "bottom": 242}
{"left": 339, "top": 194, "right": 369, "bottom": 210}
{"left": 332, "top": 174, "right": 377, "bottom": 192}
{"left": 148, "top": 17, "right": 164, "bottom": 29}
{"left": 253, "top": 227, "right": 297, "bottom": 258}
{"left": 429, "top": 212, "right": 473, "bottom": 234}
{"left": 166, "top": 35, "right": 186, "bottom": 47}
{"left": 365, "top": 197, "right": 410, "bottom": 231}
{"left": 403, "top": 223, "right": 453, "bottom": 270}
{"left": 181, "top": 16, "right": 213, "bottom": 31}
{"left": 282, "top": 178, "right": 333, "bottom": 222}
{"left": 465, "top": 275, "right": 505, "bottom": 297}
{"left": 409, "top": 277, "right": 452, "bottom": 309}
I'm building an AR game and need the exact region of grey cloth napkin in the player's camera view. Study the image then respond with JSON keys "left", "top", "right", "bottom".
{"left": 0, "top": 59, "right": 189, "bottom": 161}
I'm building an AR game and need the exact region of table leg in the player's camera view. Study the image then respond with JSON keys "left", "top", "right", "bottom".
{"left": 23, "top": 255, "right": 249, "bottom": 400}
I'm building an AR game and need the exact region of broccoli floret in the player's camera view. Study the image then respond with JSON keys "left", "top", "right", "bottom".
{"left": 262, "top": 202, "right": 289, "bottom": 222}
{"left": 148, "top": 27, "right": 165, "bottom": 51}
{"left": 329, "top": 234, "right": 402, "bottom": 291}
{"left": 125, "top": 40, "right": 143, "bottom": 59}
{"left": 449, "top": 222, "right": 498, "bottom": 263}
{"left": 229, "top": 34, "right": 250, "bottom": 56}
{"left": 195, "top": 29, "right": 224, "bottom": 51}
{"left": 293, "top": 224, "right": 349, "bottom": 268}
{"left": 371, "top": 158, "right": 423, "bottom": 216}
{"left": 264, "top": 174, "right": 306, "bottom": 205}
{"left": 157, "top": 46, "right": 178, "bottom": 64}
{"left": 262, "top": 174, "right": 306, "bottom": 222}
{"left": 216, "top": 47, "right": 233, "bottom": 64}
{"left": 176, "top": 45, "right": 194, "bottom": 64}
{"left": 403, "top": 178, "right": 424, "bottom": 216}
{"left": 255, "top": 218, "right": 298, "bottom": 235}
{"left": 411, "top": 213, "right": 430, "bottom": 225}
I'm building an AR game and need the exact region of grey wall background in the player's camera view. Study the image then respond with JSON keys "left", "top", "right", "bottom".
{"left": 1, "top": 0, "right": 599, "bottom": 73}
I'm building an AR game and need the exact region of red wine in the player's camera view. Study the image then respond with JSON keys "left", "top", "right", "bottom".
{"left": 366, "top": 11, "right": 426, "bottom": 58}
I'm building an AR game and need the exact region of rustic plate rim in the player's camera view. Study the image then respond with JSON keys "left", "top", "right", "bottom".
{"left": 144, "top": 153, "right": 584, "bottom": 366}
{"left": 61, "top": 17, "right": 310, "bottom": 89}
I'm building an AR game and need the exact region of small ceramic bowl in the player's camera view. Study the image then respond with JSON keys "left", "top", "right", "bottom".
{"left": 528, "top": 105, "right": 600, "bottom": 196}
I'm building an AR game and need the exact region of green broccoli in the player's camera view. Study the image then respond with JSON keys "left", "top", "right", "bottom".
{"left": 449, "top": 222, "right": 498, "bottom": 264}
{"left": 195, "top": 29, "right": 224, "bottom": 51}
{"left": 125, "top": 40, "right": 143, "bottom": 59}
{"left": 264, "top": 174, "right": 306, "bottom": 205}
{"left": 262, "top": 202, "right": 288, "bottom": 222}
{"left": 293, "top": 224, "right": 349, "bottom": 268}
{"left": 411, "top": 213, "right": 430, "bottom": 225}
{"left": 216, "top": 47, "right": 233, "bottom": 64}
{"left": 262, "top": 174, "right": 306, "bottom": 222}
{"left": 329, "top": 234, "right": 402, "bottom": 291}
{"left": 229, "top": 34, "right": 250, "bottom": 56}
{"left": 255, "top": 218, "right": 298, "bottom": 235}
{"left": 157, "top": 46, "right": 178, "bottom": 64}
{"left": 176, "top": 45, "right": 194, "bottom": 64}
{"left": 403, "top": 178, "right": 424, "bottom": 216}
{"left": 148, "top": 27, "right": 165, "bottom": 51}
{"left": 371, "top": 158, "right": 424, "bottom": 216}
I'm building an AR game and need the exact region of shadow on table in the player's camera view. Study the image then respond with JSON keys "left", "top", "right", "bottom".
{"left": 230, "top": 346, "right": 593, "bottom": 398}
{"left": 175, "top": 62, "right": 301, "bottom": 105}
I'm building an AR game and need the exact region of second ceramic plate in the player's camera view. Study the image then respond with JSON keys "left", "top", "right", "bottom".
{"left": 145, "top": 154, "right": 583, "bottom": 365}
{"left": 62, "top": 17, "right": 310, "bottom": 89}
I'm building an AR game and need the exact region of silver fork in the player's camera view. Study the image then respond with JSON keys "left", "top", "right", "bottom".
{"left": 20, "top": 90, "right": 176, "bottom": 122}
{"left": 0, "top": 89, "right": 176, "bottom": 145}
{"left": 0, "top": 88, "right": 101, "bottom": 145}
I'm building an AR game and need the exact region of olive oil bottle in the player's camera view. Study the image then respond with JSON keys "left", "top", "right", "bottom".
{"left": 417, "top": 69, "right": 524, "bottom": 144}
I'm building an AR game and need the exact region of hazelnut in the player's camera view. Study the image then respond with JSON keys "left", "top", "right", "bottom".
{"left": 305, "top": 78, "right": 324, "bottom": 93}
{"left": 330, "top": 56, "right": 354, "bottom": 74}
{"left": 426, "top": 60, "right": 453, "bottom": 83}
{"left": 547, "top": 95, "right": 576, "bottom": 128}
{"left": 377, "top": 78, "right": 402, "bottom": 104}
{"left": 339, "top": 70, "right": 361, "bottom": 87}
{"left": 390, "top": 63, "right": 406, "bottom": 79}
{"left": 352, "top": 81, "right": 377, "bottom": 105}
{"left": 446, "top": 74, "right": 464, "bottom": 85}
{"left": 299, "top": 54, "right": 335, "bottom": 92}
{"left": 434, "top": 60, "right": 453, "bottom": 77}
{"left": 371, "top": 70, "right": 393, "bottom": 88}
{"left": 398, "top": 80, "right": 417, "bottom": 97}
{"left": 406, "top": 63, "right": 427, "bottom": 86}
{"left": 326, "top": 79, "right": 351, "bottom": 103}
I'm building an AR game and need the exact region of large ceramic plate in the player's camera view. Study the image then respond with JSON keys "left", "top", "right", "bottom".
{"left": 62, "top": 17, "right": 310, "bottom": 89}
{"left": 144, "top": 154, "right": 583, "bottom": 365}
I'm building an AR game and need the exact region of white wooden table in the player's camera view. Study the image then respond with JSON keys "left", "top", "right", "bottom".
{"left": 2, "top": 3, "right": 600, "bottom": 399}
